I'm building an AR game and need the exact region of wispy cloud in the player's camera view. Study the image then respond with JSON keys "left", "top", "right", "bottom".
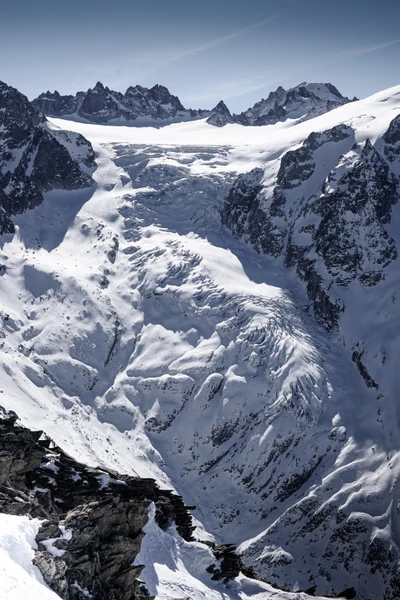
{"left": 349, "top": 37, "right": 400, "bottom": 58}
{"left": 223, "top": 75, "right": 295, "bottom": 101}
{"left": 328, "top": 38, "right": 400, "bottom": 63}
{"left": 150, "top": 14, "right": 282, "bottom": 70}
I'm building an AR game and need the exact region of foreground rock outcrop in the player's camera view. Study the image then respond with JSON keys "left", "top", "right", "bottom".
{"left": 0, "top": 406, "right": 196, "bottom": 599}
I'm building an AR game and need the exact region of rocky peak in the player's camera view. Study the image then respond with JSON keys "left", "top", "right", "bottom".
{"left": 235, "top": 81, "right": 354, "bottom": 126}
{"left": 0, "top": 80, "right": 43, "bottom": 143}
{"left": 206, "top": 100, "right": 234, "bottom": 127}
{"left": 80, "top": 81, "right": 121, "bottom": 115}
{"left": 31, "top": 89, "right": 80, "bottom": 117}
{"left": 147, "top": 84, "right": 185, "bottom": 111}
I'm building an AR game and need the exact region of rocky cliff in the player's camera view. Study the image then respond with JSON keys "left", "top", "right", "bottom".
{"left": 0, "top": 81, "right": 95, "bottom": 234}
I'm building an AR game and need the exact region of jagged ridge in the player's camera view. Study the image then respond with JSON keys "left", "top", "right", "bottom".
{"left": 31, "top": 81, "right": 354, "bottom": 128}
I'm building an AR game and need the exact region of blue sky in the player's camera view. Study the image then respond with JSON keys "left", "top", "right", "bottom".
{"left": 1, "top": 0, "right": 400, "bottom": 112}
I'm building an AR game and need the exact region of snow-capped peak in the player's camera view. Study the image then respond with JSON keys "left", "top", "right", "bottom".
{"left": 235, "top": 81, "right": 354, "bottom": 126}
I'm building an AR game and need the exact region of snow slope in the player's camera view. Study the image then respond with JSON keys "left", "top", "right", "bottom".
{"left": 1, "top": 85, "right": 400, "bottom": 599}
{"left": 0, "top": 514, "right": 61, "bottom": 600}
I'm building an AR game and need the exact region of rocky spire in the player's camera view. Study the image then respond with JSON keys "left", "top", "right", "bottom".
{"left": 206, "top": 100, "right": 234, "bottom": 127}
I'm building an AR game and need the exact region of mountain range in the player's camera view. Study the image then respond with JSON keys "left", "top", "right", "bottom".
{"left": 32, "top": 81, "right": 354, "bottom": 127}
{"left": 0, "top": 77, "right": 399, "bottom": 600}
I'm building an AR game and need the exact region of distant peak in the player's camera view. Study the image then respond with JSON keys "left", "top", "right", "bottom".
{"left": 150, "top": 84, "right": 170, "bottom": 93}
{"left": 206, "top": 100, "right": 234, "bottom": 127}
{"left": 214, "top": 100, "right": 230, "bottom": 111}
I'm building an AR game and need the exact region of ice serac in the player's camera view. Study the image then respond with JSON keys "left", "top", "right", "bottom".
{"left": 0, "top": 80, "right": 95, "bottom": 234}
{"left": 32, "top": 82, "right": 209, "bottom": 124}
{"left": 207, "top": 101, "right": 235, "bottom": 127}
{"left": 236, "top": 82, "right": 354, "bottom": 126}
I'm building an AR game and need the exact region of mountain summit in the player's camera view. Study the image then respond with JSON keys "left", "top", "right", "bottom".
{"left": 206, "top": 100, "right": 235, "bottom": 127}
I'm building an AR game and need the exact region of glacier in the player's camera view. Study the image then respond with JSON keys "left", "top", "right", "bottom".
{"left": 1, "top": 83, "right": 400, "bottom": 599}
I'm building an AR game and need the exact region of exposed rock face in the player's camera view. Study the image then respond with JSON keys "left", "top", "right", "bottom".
{"left": 32, "top": 82, "right": 208, "bottom": 124}
{"left": 206, "top": 544, "right": 256, "bottom": 583}
{"left": 0, "top": 406, "right": 198, "bottom": 600}
{"left": 0, "top": 80, "right": 95, "bottom": 234}
{"left": 383, "top": 113, "right": 400, "bottom": 165}
{"left": 236, "top": 82, "right": 354, "bottom": 126}
{"left": 206, "top": 101, "right": 235, "bottom": 127}
{"left": 222, "top": 123, "right": 399, "bottom": 330}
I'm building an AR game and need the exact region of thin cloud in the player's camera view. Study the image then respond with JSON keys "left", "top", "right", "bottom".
{"left": 151, "top": 14, "right": 282, "bottom": 70}
{"left": 332, "top": 38, "right": 400, "bottom": 62}
{"left": 353, "top": 37, "right": 400, "bottom": 57}
{"left": 222, "top": 75, "right": 295, "bottom": 101}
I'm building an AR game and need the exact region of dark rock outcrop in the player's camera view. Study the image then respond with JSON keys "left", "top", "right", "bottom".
{"left": 206, "top": 101, "right": 235, "bottom": 127}
{"left": 383, "top": 113, "right": 400, "bottom": 163}
{"left": 0, "top": 406, "right": 197, "bottom": 600}
{"left": 206, "top": 543, "right": 257, "bottom": 584}
{"left": 0, "top": 80, "right": 95, "bottom": 234}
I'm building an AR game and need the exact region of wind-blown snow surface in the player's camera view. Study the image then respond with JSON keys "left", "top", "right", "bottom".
{"left": 1, "top": 85, "right": 400, "bottom": 598}
{"left": 0, "top": 514, "right": 61, "bottom": 600}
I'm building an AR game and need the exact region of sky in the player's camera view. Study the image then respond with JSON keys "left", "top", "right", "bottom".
{"left": 1, "top": 0, "right": 400, "bottom": 112}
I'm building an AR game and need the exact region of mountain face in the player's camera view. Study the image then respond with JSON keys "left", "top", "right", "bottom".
{"left": 32, "top": 82, "right": 208, "bottom": 124}
{"left": 2, "top": 79, "right": 400, "bottom": 600}
{"left": 235, "top": 82, "right": 355, "bottom": 126}
{"left": 222, "top": 123, "right": 399, "bottom": 330}
{"left": 0, "top": 81, "right": 95, "bottom": 234}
